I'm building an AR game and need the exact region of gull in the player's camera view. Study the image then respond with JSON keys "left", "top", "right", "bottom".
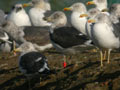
{"left": 1, "top": 20, "right": 53, "bottom": 51}
{"left": 83, "top": 8, "right": 108, "bottom": 60}
{"left": 23, "top": 0, "right": 51, "bottom": 26}
{"left": 86, "top": 8, "right": 101, "bottom": 39}
{"left": 0, "top": 9, "right": 6, "bottom": 26}
{"left": 88, "top": 13, "right": 120, "bottom": 66}
{"left": 2, "top": 20, "right": 26, "bottom": 45}
{"left": 109, "top": 3, "right": 120, "bottom": 26}
{"left": 64, "top": 3, "right": 88, "bottom": 35}
{"left": 86, "top": 0, "right": 108, "bottom": 11}
{"left": 0, "top": 30, "right": 15, "bottom": 53}
{"left": 44, "top": 11, "right": 93, "bottom": 68}
{"left": 7, "top": 4, "right": 31, "bottom": 26}
{"left": 14, "top": 42, "right": 51, "bottom": 90}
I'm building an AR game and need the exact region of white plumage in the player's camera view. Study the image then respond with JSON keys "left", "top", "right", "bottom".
{"left": 7, "top": 4, "right": 31, "bottom": 26}
{"left": 64, "top": 3, "right": 88, "bottom": 35}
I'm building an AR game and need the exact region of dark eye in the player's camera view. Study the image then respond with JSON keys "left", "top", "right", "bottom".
{"left": 32, "top": 1, "right": 36, "bottom": 4}
{"left": 54, "top": 14, "right": 59, "bottom": 19}
{"left": 12, "top": 6, "right": 15, "bottom": 10}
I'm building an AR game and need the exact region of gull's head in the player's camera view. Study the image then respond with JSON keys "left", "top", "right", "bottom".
{"left": 109, "top": 4, "right": 120, "bottom": 17}
{"left": 23, "top": 0, "right": 51, "bottom": 10}
{"left": 86, "top": 0, "right": 107, "bottom": 11}
{"left": 88, "top": 13, "right": 110, "bottom": 24}
{"left": 64, "top": 3, "right": 87, "bottom": 13}
{"left": 14, "top": 42, "right": 36, "bottom": 53}
{"left": 44, "top": 11, "right": 67, "bottom": 28}
{"left": 80, "top": 8, "right": 100, "bottom": 19}
{"left": 12, "top": 4, "right": 25, "bottom": 13}
{"left": 87, "top": 0, "right": 107, "bottom": 5}
{"left": 88, "top": 8, "right": 101, "bottom": 18}
{"left": 2, "top": 20, "right": 18, "bottom": 31}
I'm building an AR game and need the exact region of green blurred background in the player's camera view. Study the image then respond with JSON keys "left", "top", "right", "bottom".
{"left": 0, "top": 0, "right": 120, "bottom": 12}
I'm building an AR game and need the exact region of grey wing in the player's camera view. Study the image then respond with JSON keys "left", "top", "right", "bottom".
{"left": 23, "top": 26, "right": 51, "bottom": 46}
{"left": 112, "top": 20, "right": 120, "bottom": 39}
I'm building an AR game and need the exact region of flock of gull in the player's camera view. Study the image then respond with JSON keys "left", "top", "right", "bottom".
{"left": 0, "top": 0, "right": 120, "bottom": 88}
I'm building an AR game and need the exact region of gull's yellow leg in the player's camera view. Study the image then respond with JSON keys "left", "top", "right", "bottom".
{"left": 13, "top": 41, "right": 17, "bottom": 56}
{"left": 103, "top": 50, "right": 107, "bottom": 60}
{"left": 100, "top": 50, "right": 103, "bottom": 67}
{"left": 107, "top": 49, "right": 111, "bottom": 64}
{"left": 13, "top": 41, "right": 16, "bottom": 50}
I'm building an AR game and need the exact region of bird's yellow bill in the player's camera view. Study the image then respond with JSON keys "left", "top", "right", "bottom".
{"left": 80, "top": 14, "right": 88, "bottom": 18}
{"left": 44, "top": 17, "right": 52, "bottom": 22}
{"left": 86, "top": 1, "right": 95, "bottom": 5}
{"left": 63, "top": 8, "right": 71, "bottom": 11}
{"left": 22, "top": 3, "right": 32, "bottom": 8}
{"left": 11, "top": 48, "right": 20, "bottom": 56}
{"left": 13, "top": 48, "right": 20, "bottom": 53}
{"left": 88, "top": 19, "right": 96, "bottom": 23}
{"left": 101, "top": 8, "right": 108, "bottom": 12}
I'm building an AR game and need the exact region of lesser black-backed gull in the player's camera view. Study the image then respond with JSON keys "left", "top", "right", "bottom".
{"left": 23, "top": 0, "right": 51, "bottom": 26}
{"left": 64, "top": 3, "right": 88, "bottom": 35}
{"left": 88, "top": 13, "right": 120, "bottom": 66}
{"left": 44, "top": 11, "right": 93, "bottom": 68}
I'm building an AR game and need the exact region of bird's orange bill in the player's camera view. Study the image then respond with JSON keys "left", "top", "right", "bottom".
{"left": 63, "top": 8, "right": 71, "bottom": 11}
{"left": 86, "top": 1, "right": 95, "bottom": 5}
{"left": 80, "top": 14, "right": 88, "bottom": 18}
{"left": 13, "top": 48, "right": 20, "bottom": 52}
{"left": 22, "top": 3, "right": 32, "bottom": 8}
{"left": 88, "top": 19, "right": 96, "bottom": 23}
{"left": 44, "top": 17, "right": 52, "bottom": 22}
{"left": 12, "top": 48, "right": 20, "bottom": 56}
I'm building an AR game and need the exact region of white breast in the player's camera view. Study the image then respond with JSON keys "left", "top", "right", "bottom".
{"left": 92, "top": 23, "right": 119, "bottom": 49}
{"left": 71, "top": 12, "right": 87, "bottom": 35}
{"left": 7, "top": 9, "right": 31, "bottom": 26}
{"left": 29, "top": 8, "right": 51, "bottom": 26}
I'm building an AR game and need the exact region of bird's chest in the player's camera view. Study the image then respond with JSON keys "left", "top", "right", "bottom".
{"left": 92, "top": 23, "right": 119, "bottom": 48}
{"left": 71, "top": 13, "right": 87, "bottom": 34}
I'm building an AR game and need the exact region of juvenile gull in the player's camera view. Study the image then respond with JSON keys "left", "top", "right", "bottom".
{"left": 1, "top": 20, "right": 53, "bottom": 51}
{"left": 64, "top": 3, "right": 88, "bottom": 35}
{"left": 2, "top": 20, "right": 26, "bottom": 45}
{"left": 23, "top": 0, "right": 51, "bottom": 26}
{"left": 88, "top": 13, "right": 120, "bottom": 66}
{"left": 14, "top": 42, "right": 51, "bottom": 89}
{"left": 0, "top": 30, "right": 14, "bottom": 53}
{"left": 45, "top": 11, "right": 93, "bottom": 67}
{"left": 7, "top": 4, "right": 31, "bottom": 26}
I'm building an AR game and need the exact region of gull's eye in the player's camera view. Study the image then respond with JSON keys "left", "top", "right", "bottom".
{"left": 12, "top": 6, "right": 15, "bottom": 10}
{"left": 16, "top": 7, "right": 22, "bottom": 12}
{"left": 54, "top": 14, "right": 59, "bottom": 19}
{"left": 32, "top": 1, "right": 35, "bottom": 4}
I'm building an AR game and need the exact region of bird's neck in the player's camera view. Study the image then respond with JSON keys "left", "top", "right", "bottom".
{"left": 71, "top": 12, "right": 87, "bottom": 35}
{"left": 96, "top": 4, "right": 107, "bottom": 11}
